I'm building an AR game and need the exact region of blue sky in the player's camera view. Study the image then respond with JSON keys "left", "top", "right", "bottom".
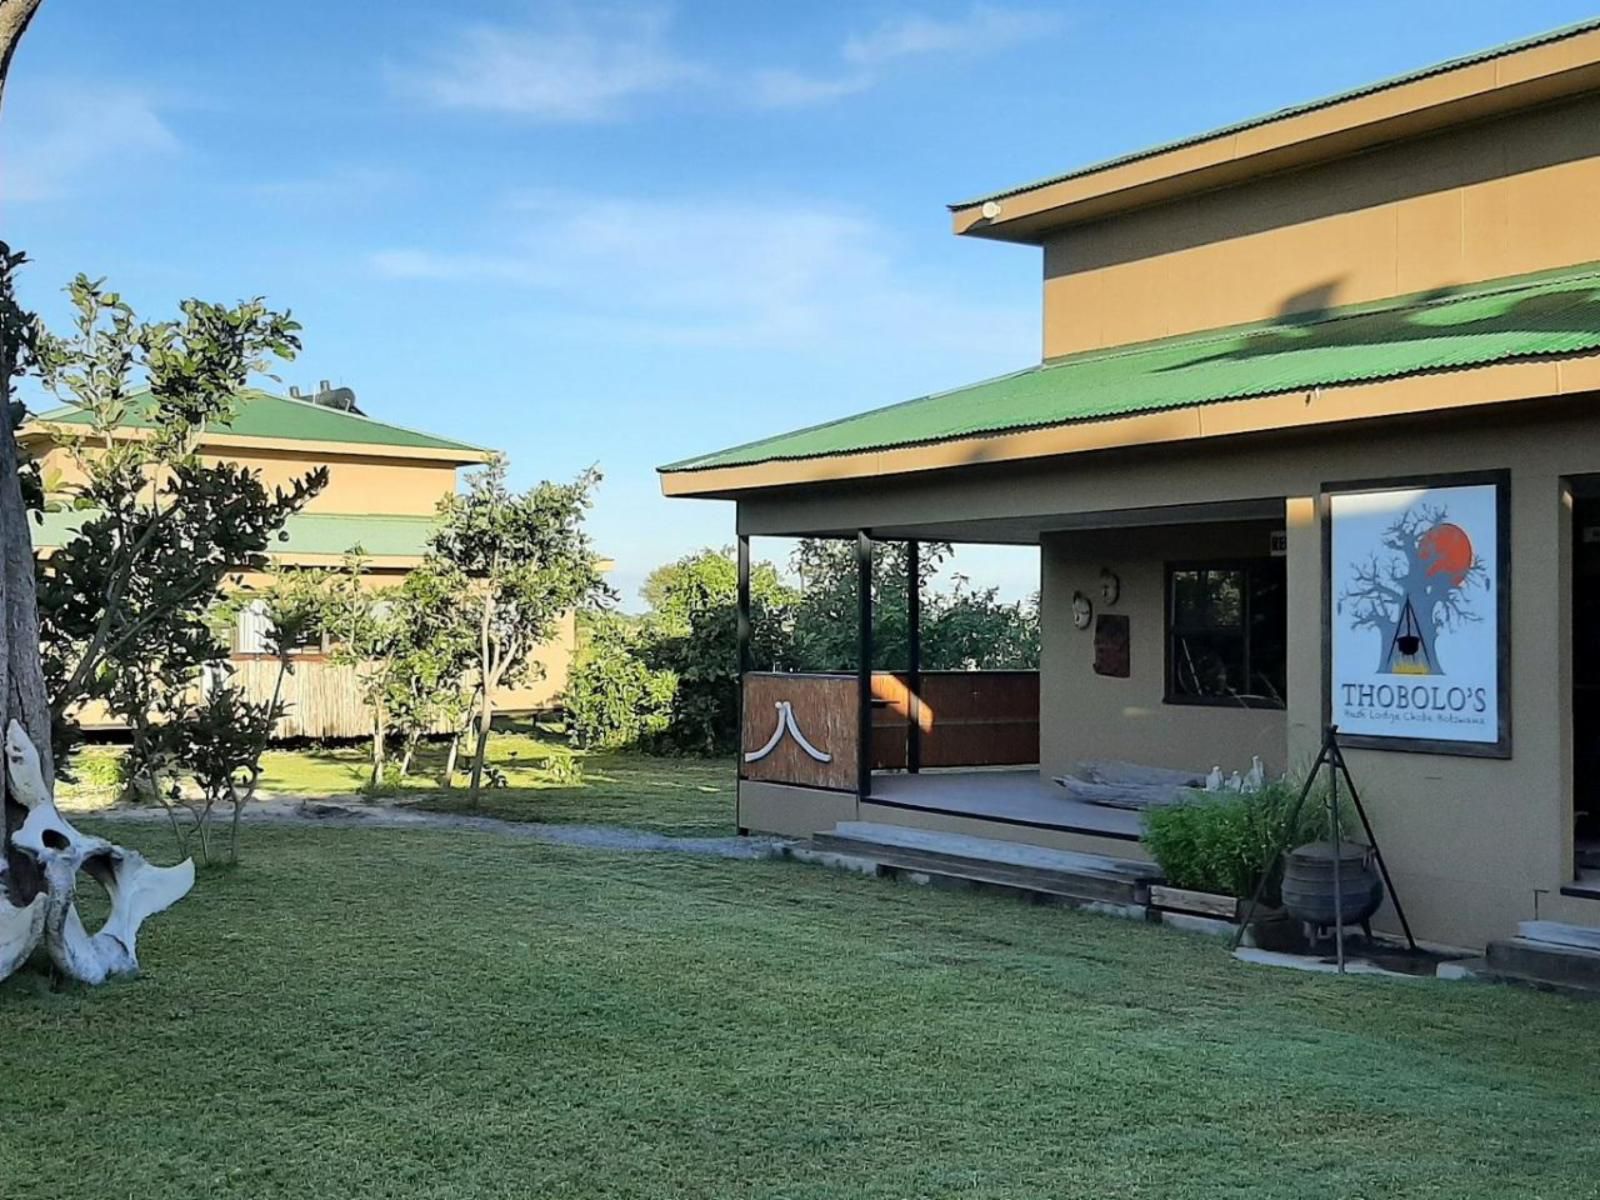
{"left": 4, "top": 0, "right": 1597, "bottom": 605}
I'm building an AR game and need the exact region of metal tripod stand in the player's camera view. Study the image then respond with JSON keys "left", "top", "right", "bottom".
{"left": 1231, "top": 724, "right": 1417, "bottom": 971}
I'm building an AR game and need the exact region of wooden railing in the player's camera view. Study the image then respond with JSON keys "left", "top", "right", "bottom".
{"left": 739, "top": 670, "right": 1040, "bottom": 793}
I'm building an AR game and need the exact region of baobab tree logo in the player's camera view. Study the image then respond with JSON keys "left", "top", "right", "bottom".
{"left": 1338, "top": 502, "right": 1489, "bottom": 676}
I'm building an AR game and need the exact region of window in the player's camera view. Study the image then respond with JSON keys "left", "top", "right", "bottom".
{"left": 1165, "top": 559, "right": 1286, "bottom": 708}
{"left": 233, "top": 601, "right": 323, "bottom": 656}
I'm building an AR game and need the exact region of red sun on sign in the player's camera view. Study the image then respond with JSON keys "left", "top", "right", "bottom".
{"left": 1419, "top": 522, "right": 1474, "bottom": 586}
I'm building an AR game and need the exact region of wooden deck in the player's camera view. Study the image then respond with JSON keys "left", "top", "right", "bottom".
{"left": 865, "top": 770, "right": 1144, "bottom": 842}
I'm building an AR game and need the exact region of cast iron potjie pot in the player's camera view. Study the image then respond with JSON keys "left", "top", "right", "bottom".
{"left": 1280, "top": 841, "right": 1384, "bottom": 930}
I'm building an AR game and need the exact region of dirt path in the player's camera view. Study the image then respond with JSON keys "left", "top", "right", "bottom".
{"left": 63, "top": 795, "right": 790, "bottom": 860}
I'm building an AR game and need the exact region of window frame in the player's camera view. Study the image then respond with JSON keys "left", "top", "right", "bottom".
{"left": 1163, "top": 557, "right": 1287, "bottom": 710}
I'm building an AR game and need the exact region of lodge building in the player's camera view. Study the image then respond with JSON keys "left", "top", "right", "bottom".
{"left": 661, "top": 19, "right": 1600, "bottom": 952}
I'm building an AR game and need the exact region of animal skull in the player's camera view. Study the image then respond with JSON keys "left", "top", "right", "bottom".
{"left": 2, "top": 720, "right": 194, "bottom": 985}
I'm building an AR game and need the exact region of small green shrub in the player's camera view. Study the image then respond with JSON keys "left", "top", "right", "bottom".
{"left": 71, "top": 748, "right": 130, "bottom": 792}
{"left": 542, "top": 755, "right": 584, "bottom": 787}
{"left": 1142, "top": 777, "right": 1346, "bottom": 901}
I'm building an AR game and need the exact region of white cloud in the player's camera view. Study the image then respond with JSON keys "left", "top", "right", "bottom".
{"left": 243, "top": 165, "right": 412, "bottom": 208}
{"left": 757, "top": 5, "right": 1064, "bottom": 109}
{"left": 843, "top": 5, "right": 1062, "bottom": 67}
{"left": 750, "top": 68, "right": 872, "bottom": 109}
{"left": 0, "top": 83, "right": 179, "bottom": 202}
{"left": 370, "top": 192, "right": 1032, "bottom": 357}
{"left": 398, "top": 6, "right": 701, "bottom": 121}
{"left": 400, "top": 4, "right": 1065, "bottom": 117}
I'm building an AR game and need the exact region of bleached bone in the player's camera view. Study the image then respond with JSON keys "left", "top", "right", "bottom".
{"left": 3, "top": 719, "right": 194, "bottom": 985}
{"left": 4, "top": 719, "right": 51, "bottom": 809}
{"left": 0, "top": 887, "right": 45, "bottom": 979}
{"left": 35, "top": 843, "right": 193, "bottom": 984}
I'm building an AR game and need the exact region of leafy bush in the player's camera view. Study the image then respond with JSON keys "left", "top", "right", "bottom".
{"left": 566, "top": 612, "right": 674, "bottom": 750}
{"left": 70, "top": 748, "right": 130, "bottom": 792}
{"left": 1141, "top": 777, "right": 1342, "bottom": 901}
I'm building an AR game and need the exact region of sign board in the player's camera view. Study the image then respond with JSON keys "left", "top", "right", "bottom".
{"left": 1324, "top": 473, "right": 1509, "bottom": 757}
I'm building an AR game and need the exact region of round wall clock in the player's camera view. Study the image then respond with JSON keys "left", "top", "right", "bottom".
{"left": 1071, "top": 590, "right": 1093, "bottom": 629}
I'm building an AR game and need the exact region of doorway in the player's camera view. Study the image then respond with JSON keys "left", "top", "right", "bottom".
{"left": 1574, "top": 495, "right": 1600, "bottom": 877}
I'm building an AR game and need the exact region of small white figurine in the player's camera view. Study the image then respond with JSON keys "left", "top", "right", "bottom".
{"left": 1205, "top": 766, "right": 1224, "bottom": 792}
{"left": 1242, "top": 755, "right": 1265, "bottom": 794}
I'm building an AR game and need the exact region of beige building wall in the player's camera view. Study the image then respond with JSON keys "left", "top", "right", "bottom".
{"left": 1042, "top": 93, "right": 1600, "bottom": 357}
{"left": 34, "top": 441, "right": 460, "bottom": 516}
{"left": 1039, "top": 522, "right": 1288, "bottom": 783}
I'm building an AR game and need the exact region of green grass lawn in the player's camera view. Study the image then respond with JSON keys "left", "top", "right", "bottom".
{"left": 66, "top": 727, "right": 736, "bottom": 837}
{"left": 4, "top": 820, "right": 1600, "bottom": 1199}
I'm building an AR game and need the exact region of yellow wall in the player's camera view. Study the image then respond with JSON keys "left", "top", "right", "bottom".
{"left": 36, "top": 442, "right": 460, "bottom": 516}
{"left": 1039, "top": 522, "right": 1288, "bottom": 783}
{"left": 1042, "top": 94, "right": 1600, "bottom": 356}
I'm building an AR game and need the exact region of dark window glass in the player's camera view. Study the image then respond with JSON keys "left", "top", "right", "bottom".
{"left": 1167, "top": 560, "right": 1286, "bottom": 707}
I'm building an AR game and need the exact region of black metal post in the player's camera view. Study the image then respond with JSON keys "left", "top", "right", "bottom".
{"left": 906, "top": 539, "right": 922, "bottom": 775}
{"left": 736, "top": 535, "right": 751, "bottom": 679}
{"left": 736, "top": 534, "right": 751, "bottom": 831}
{"left": 1329, "top": 749, "right": 1345, "bottom": 974}
{"left": 857, "top": 530, "right": 874, "bottom": 803}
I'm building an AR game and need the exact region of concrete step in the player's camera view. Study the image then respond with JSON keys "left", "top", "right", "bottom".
{"left": 1485, "top": 935, "right": 1600, "bottom": 993}
{"left": 812, "top": 820, "right": 1161, "bottom": 907}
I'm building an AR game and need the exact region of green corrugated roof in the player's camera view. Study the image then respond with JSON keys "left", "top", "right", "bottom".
{"left": 32, "top": 388, "right": 487, "bottom": 455}
{"left": 33, "top": 510, "right": 436, "bottom": 559}
{"left": 662, "top": 261, "right": 1600, "bottom": 474}
{"left": 951, "top": 17, "right": 1600, "bottom": 210}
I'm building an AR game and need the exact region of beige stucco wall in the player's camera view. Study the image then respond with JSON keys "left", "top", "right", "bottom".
{"left": 1039, "top": 522, "right": 1288, "bottom": 784}
{"left": 35, "top": 442, "right": 460, "bottom": 516}
{"left": 1042, "top": 93, "right": 1600, "bottom": 356}
{"left": 735, "top": 395, "right": 1600, "bottom": 950}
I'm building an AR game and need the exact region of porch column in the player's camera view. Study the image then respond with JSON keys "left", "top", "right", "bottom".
{"left": 736, "top": 534, "right": 751, "bottom": 678}
{"left": 736, "top": 533, "right": 751, "bottom": 832}
{"left": 1283, "top": 496, "right": 1322, "bottom": 765}
{"left": 857, "top": 530, "right": 874, "bottom": 802}
{"left": 906, "top": 539, "right": 922, "bottom": 774}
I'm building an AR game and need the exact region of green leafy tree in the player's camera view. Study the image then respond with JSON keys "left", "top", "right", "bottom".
{"left": 384, "top": 560, "right": 476, "bottom": 780}
{"left": 321, "top": 551, "right": 405, "bottom": 788}
{"left": 168, "top": 672, "right": 284, "bottom": 866}
{"left": 566, "top": 610, "right": 674, "bottom": 750}
{"left": 788, "top": 538, "right": 945, "bottom": 670}
{"left": 32, "top": 276, "right": 326, "bottom": 768}
{"left": 430, "top": 457, "right": 612, "bottom": 800}
{"left": 640, "top": 547, "right": 796, "bottom": 755}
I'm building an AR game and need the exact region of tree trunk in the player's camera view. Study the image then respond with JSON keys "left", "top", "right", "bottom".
{"left": 441, "top": 730, "right": 460, "bottom": 788}
{"left": 1, "top": 2, "right": 53, "bottom": 904}
{"left": 467, "top": 692, "right": 493, "bottom": 803}
{"left": 0, "top": 305, "right": 52, "bottom": 908}
{"left": 368, "top": 702, "right": 386, "bottom": 789}
{"left": 0, "top": 0, "right": 45, "bottom": 114}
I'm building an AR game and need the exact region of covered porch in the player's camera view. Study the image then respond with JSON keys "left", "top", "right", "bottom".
{"left": 733, "top": 498, "right": 1293, "bottom": 855}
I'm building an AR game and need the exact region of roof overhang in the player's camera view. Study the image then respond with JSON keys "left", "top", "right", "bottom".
{"left": 952, "top": 20, "right": 1600, "bottom": 244}
{"left": 660, "top": 354, "right": 1600, "bottom": 499}
{"left": 19, "top": 421, "right": 496, "bottom": 466}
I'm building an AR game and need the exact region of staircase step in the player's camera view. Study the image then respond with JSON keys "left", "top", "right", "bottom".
{"left": 1485, "top": 936, "right": 1600, "bottom": 992}
{"left": 812, "top": 821, "right": 1160, "bottom": 906}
